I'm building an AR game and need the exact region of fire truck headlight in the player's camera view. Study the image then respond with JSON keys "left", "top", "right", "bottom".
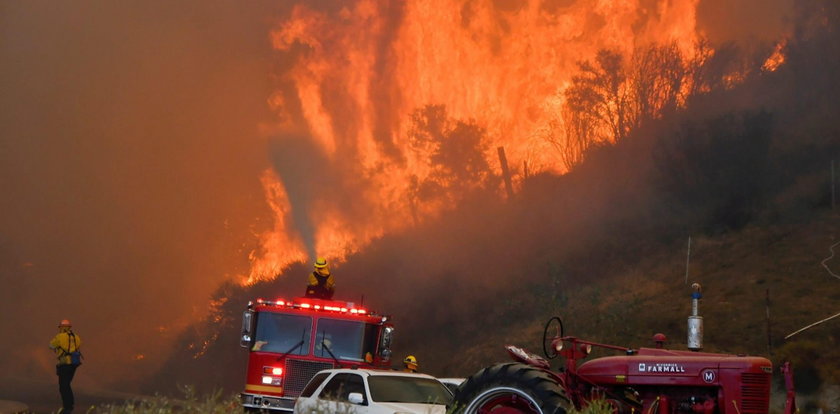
{"left": 260, "top": 376, "right": 282, "bottom": 386}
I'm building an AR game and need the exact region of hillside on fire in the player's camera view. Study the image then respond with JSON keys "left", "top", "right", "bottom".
{"left": 2, "top": 0, "right": 840, "bottom": 412}
{"left": 146, "top": 0, "right": 840, "bottom": 407}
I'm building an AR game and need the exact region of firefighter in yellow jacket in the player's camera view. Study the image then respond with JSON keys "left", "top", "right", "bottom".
{"left": 49, "top": 319, "right": 82, "bottom": 414}
{"left": 305, "top": 257, "right": 335, "bottom": 299}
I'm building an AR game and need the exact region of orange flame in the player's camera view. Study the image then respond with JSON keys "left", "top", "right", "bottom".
{"left": 243, "top": 0, "right": 743, "bottom": 285}
{"left": 762, "top": 39, "right": 787, "bottom": 72}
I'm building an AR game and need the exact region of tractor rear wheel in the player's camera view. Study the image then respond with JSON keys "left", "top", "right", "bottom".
{"left": 449, "top": 362, "right": 569, "bottom": 414}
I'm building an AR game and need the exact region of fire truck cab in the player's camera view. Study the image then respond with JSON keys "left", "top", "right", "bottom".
{"left": 239, "top": 296, "right": 395, "bottom": 412}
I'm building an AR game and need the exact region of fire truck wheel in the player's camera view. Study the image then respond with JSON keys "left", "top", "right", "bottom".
{"left": 448, "top": 362, "right": 569, "bottom": 414}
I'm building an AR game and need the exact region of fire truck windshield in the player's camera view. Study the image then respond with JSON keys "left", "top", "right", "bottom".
{"left": 252, "top": 313, "right": 312, "bottom": 354}
{"left": 314, "top": 318, "right": 379, "bottom": 362}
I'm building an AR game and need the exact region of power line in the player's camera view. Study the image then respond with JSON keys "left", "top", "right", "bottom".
{"left": 785, "top": 311, "right": 840, "bottom": 340}
{"left": 822, "top": 241, "right": 840, "bottom": 280}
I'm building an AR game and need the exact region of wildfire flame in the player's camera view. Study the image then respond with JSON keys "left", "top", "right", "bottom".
{"left": 762, "top": 39, "right": 787, "bottom": 72}
{"left": 243, "top": 0, "right": 777, "bottom": 285}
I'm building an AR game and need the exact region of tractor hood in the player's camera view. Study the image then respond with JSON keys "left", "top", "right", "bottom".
{"left": 577, "top": 348, "right": 772, "bottom": 386}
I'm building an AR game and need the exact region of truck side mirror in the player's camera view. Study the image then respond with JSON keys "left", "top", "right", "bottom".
{"left": 379, "top": 324, "right": 394, "bottom": 360}
{"left": 240, "top": 310, "right": 253, "bottom": 348}
{"left": 348, "top": 392, "right": 364, "bottom": 405}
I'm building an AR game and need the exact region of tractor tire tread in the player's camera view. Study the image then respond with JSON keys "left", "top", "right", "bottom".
{"left": 449, "top": 362, "right": 568, "bottom": 414}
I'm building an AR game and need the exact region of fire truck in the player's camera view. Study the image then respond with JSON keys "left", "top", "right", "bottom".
{"left": 239, "top": 296, "right": 395, "bottom": 412}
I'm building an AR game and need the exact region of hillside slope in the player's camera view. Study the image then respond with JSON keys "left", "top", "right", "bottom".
{"left": 440, "top": 210, "right": 840, "bottom": 381}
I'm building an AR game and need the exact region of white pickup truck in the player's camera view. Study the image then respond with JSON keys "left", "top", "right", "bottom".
{"left": 293, "top": 368, "right": 453, "bottom": 414}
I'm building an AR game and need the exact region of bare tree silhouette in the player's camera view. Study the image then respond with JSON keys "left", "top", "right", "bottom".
{"left": 408, "top": 104, "right": 492, "bottom": 205}
{"left": 565, "top": 50, "right": 635, "bottom": 143}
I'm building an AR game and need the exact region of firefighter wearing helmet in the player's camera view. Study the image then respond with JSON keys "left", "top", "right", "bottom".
{"left": 305, "top": 257, "right": 335, "bottom": 299}
{"left": 403, "top": 355, "right": 419, "bottom": 373}
{"left": 49, "top": 319, "right": 82, "bottom": 414}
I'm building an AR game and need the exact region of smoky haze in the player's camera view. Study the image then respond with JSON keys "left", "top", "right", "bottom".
{"left": 0, "top": 0, "right": 809, "bottom": 402}
{"left": 0, "top": 0, "right": 286, "bottom": 392}
{"left": 696, "top": 0, "right": 795, "bottom": 46}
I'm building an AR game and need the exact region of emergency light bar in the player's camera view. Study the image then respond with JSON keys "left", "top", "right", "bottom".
{"left": 254, "top": 297, "right": 373, "bottom": 316}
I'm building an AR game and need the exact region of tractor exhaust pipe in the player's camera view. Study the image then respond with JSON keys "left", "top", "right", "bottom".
{"left": 687, "top": 283, "right": 703, "bottom": 351}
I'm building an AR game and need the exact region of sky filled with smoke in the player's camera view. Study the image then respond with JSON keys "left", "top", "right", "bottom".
{"left": 0, "top": 0, "right": 799, "bottom": 395}
{"left": 0, "top": 0, "right": 286, "bottom": 390}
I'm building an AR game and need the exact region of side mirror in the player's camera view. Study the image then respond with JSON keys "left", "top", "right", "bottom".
{"left": 240, "top": 310, "right": 254, "bottom": 348}
{"left": 348, "top": 392, "right": 364, "bottom": 405}
{"left": 379, "top": 324, "right": 394, "bottom": 360}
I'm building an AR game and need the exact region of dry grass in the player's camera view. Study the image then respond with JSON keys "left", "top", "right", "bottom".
{"left": 86, "top": 386, "right": 244, "bottom": 414}
{"left": 569, "top": 399, "right": 614, "bottom": 414}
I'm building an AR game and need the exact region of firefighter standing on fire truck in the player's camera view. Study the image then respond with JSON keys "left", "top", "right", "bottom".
{"left": 305, "top": 257, "right": 335, "bottom": 299}
{"left": 49, "top": 319, "right": 82, "bottom": 414}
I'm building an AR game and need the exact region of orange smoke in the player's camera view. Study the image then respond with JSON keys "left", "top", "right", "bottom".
{"left": 244, "top": 0, "right": 772, "bottom": 285}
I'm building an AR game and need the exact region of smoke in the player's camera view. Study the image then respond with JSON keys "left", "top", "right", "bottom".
{"left": 1, "top": 0, "right": 822, "bottom": 401}
{"left": 0, "top": 0, "right": 284, "bottom": 392}
{"left": 268, "top": 134, "right": 372, "bottom": 260}
{"left": 696, "top": 0, "right": 795, "bottom": 46}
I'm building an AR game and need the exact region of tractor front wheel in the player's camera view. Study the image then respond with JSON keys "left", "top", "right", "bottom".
{"left": 449, "top": 362, "right": 569, "bottom": 414}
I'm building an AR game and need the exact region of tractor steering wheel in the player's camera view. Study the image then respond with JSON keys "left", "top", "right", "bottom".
{"left": 542, "top": 316, "right": 564, "bottom": 359}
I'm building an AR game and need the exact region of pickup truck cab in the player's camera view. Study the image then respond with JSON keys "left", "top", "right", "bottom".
{"left": 294, "top": 368, "right": 452, "bottom": 414}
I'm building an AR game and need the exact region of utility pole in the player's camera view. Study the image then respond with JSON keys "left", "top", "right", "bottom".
{"left": 766, "top": 289, "right": 772, "bottom": 355}
{"left": 497, "top": 147, "right": 514, "bottom": 200}
{"left": 831, "top": 160, "right": 834, "bottom": 210}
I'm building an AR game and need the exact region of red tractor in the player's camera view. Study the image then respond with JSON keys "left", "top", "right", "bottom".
{"left": 449, "top": 283, "right": 797, "bottom": 414}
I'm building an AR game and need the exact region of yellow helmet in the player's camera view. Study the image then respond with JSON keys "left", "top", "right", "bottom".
{"left": 314, "top": 257, "right": 328, "bottom": 269}
{"left": 404, "top": 355, "right": 418, "bottom": 365}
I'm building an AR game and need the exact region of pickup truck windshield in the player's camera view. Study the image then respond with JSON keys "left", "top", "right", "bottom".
{"left": 368, "top": 376, "right": 453, "bottom": 404}
{"left": 314, "top": 318, "right": 379, "bottom": 362}
{"left": 253, "top": 313, "right": 312, "bottom": 354}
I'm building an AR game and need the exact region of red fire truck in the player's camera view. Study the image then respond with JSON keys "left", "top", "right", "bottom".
{"left": 239, "top": 296, "right": 395, "bottom": 412}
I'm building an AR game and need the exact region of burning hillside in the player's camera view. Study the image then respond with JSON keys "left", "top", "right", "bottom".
{"left": 150, "top": 0, "right": 840, "bottom": 396}
{"left": 246, "top": 0, "right": 792, "bottom": 284}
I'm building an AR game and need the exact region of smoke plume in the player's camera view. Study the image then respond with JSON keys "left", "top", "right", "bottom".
{"left": 0, "top": 0, "right": 284, "bottom": 392}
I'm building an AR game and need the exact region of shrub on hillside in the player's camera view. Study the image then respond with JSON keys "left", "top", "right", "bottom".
{"left": 653, "top": 111, "right": 773, "bottom": 233}
{"left": 774, "top": 340, "right": 822, "bottom": 394}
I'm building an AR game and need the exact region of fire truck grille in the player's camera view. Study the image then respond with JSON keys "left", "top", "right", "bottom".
{"left": 285, "top": 359, "right": 335, "bottom": 398}
{"left": 740, "top": 372, "right": 770, "bottom": 413}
